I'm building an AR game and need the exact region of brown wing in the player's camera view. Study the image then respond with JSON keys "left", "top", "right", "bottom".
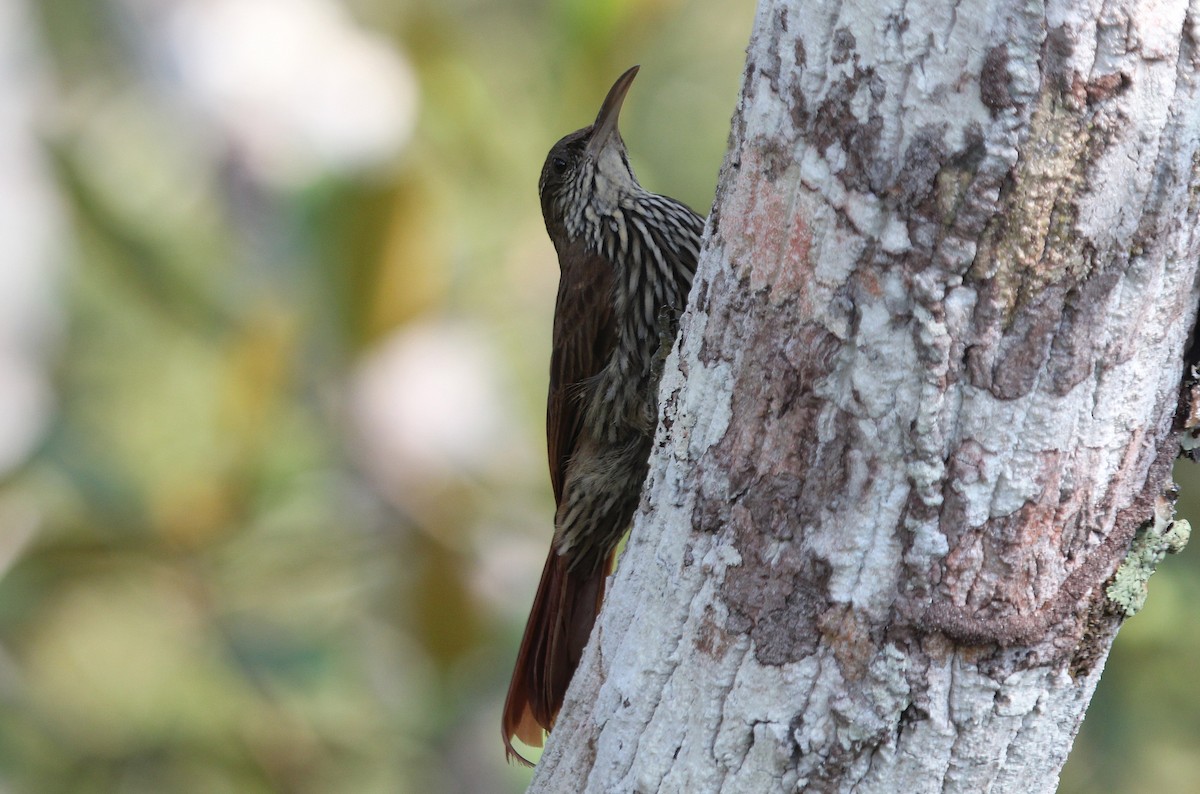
{"left": 546, "top": 242, "right": 615, "bottom": 505}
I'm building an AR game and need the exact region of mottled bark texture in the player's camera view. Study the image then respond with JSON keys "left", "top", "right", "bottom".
{"left": 528, "top": 0, "right": 1200, "bottom": 791}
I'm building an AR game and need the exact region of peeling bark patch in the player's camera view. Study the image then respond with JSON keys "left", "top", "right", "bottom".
{"left": 759, "top": 137, "right": 794, "bottom": 183}
{"left": 818, "top": 604, "right": 877, "bottom": 681}
{"left": 806, "top": 74, "right": 887, "bottom": 194}
{"left": 789, "top": 83, "right": 808, "bottom": 133}
{"left": 980, "top": 45, "right": 1013, "bottom": 114}
{"left": 969, "top": 261, "right": 1117, "bottom": 400}
{"left": 988, "top": 280, "right": 1068, "bottom": 400}
{"left": 936, "top": 453, "right": 1072, "bottom": 619}
{"left": 1043, "top": 267, "right": 1121, "bottom": 396}
{"left": 757, "top": 9, "right": 790, "bottom": 96}
{"left": 831, "top": 28, "right": 856, "bottom": 65}
{"left": 921, "top": 420, "right": 1179, "bottom": 664}
{"left": 1041, "top": 25, "right": 1077, "bottom": 98}
{"left": 896, "top": 125, "right": 951, "bottom": 216}
{"left": 728, "top": 551, "right": 831, "bottom": 665}
{"left": 694, "top": 604, "right": 736, "bottom": 658}
{"left": 696, "top": 268, "right": 750, "bottom": 368}
{"left": 694, "top": 315, "right": 843, "bottom": 666}
{"left": 693, "top": 275, "right": 711, "bottom": 314}
{"left": 1086, "top": 72, "right": 1131, "bottom": 105}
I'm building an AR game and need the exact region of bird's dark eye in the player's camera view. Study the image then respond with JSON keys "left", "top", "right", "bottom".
{"left": 552, "top": 156, "right": 568, "bottom": 173}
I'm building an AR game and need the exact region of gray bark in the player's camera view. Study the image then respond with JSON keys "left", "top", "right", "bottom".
{"left": 529, "top": 0, "right": 1200, "bottom": 790}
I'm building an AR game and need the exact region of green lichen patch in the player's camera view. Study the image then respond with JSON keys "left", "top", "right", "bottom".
{"left": 1106, "top": 510, "right": 1191, "bottom": 617}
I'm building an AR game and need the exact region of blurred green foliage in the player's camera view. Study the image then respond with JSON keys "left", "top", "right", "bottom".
{"left": 1, "top": 1, "right": 1197, "bottom": 792}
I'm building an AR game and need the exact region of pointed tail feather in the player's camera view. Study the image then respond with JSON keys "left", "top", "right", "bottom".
{"left": 502, "top": 549, "right": 609, "bottom": 765}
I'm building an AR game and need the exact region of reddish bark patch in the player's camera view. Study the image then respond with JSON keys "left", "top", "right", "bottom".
{"left": 920, "top": 414, "right": 1178, "bottom": 666}
{"left": 818, "top": 604, "right": 877, "bottom": 682}
{"left": 718, "top": 148, "right": 816, "bottom": 307}
{"left": 1086, "top": 72, "right": 1131, "bottom": 105}
{"left": 694, "top": 604, "right": 738, "bottom": 659}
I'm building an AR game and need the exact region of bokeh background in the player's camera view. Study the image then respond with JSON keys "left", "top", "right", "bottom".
{"left": 0, "top": 0, "right": 1195, "bottom": 791}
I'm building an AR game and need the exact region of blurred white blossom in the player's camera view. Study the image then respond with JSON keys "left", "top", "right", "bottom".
{"left": 348, "top": 322, "right": 512, "bottom": 499}
{"left": 165, "top": 0, "right": 418, "bottom": 186}
{"left": 0, "top": 0, "right": 62, "bottom": 475}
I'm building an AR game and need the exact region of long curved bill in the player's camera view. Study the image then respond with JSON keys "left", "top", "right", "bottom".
{"left": 586, "top": 65, "right": 639, "bottom": 157}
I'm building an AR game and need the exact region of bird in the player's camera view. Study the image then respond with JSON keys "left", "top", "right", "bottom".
{"left": 502, "top": 65, "right": 705, "bottom": 765}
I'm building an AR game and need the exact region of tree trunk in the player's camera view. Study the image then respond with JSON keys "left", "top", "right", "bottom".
{"left": 528, "top": 0, "right": 1200, "bottom": 790}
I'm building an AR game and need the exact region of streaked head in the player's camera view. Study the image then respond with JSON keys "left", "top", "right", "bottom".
{"left": 539, "top": 66, "right": 643, "bottom": 243}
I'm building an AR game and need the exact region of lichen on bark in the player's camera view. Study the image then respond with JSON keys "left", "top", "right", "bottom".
{"left": 1106, "top": 495, "right": 1192, "bottom": 616}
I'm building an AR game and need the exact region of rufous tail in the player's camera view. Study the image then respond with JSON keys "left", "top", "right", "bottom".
{"left": 501, "top": 549, "right": 608, "bottom": 765}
